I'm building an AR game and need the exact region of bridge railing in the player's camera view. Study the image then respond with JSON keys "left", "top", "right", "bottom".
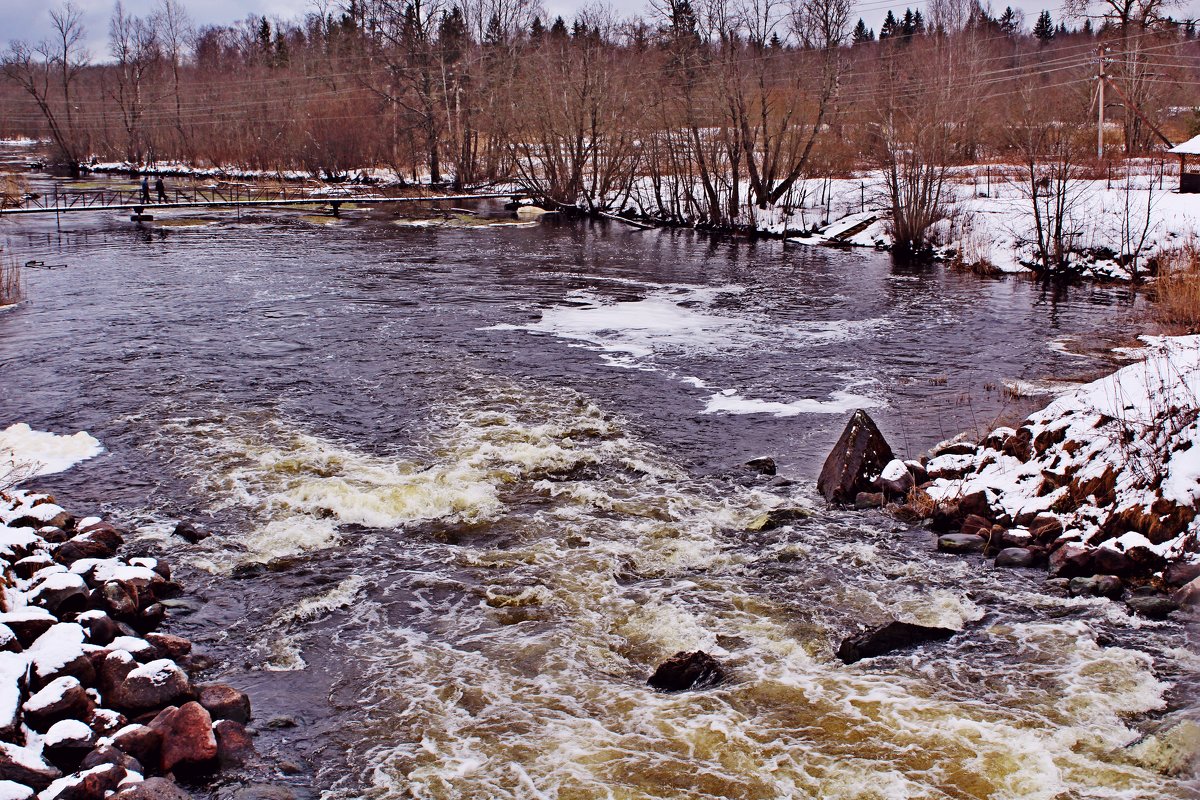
{"left": 15, "top": 182, "right": 351, "bottom": 210}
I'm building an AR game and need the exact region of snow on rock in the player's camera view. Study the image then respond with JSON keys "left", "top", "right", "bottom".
{"left": 920, "top": 335, "right": 1200, "bottom": 573}
{"left": 107, "top": 638, "right": 155, "bottom": 660}
{"left": 42, "top": 719, "right": 93, "bottom": 749}
{"left": 0, "top": 426, "right": 102, "bottom": 482}
{"left": 0, "top": 741, "right": 59, "bottom": 790}
{"left": 22, "top": 678, "right": 80, "bottom": 716}
{"left": 0, "top": 655, "right": 26, "bottom": 737}
{"left": 26, "top": 625, "right": 87, "bottom": 682}
{"left": 0, "top": 473, "right": 235, "bottom": 793}
{"left": 0, "top": 780, "right": 33, "bottom": 800}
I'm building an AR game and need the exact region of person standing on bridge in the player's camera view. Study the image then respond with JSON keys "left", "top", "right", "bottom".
{"left": 140, "top": 175, "right": 150, "bottom": 204}
{"left": 155, "top": 176, "right": 169, "bottom": 203}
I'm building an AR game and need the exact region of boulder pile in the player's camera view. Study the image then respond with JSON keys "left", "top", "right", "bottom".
{"left": 0, "top": 489, "right": 253, "bottom": 800}
{"left": 818, "top": 335, "right": 1200, "bottom": 620}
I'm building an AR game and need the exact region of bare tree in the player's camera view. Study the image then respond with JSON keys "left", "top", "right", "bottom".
{"left": 152, "top": 0, "right": 195, "bottom": 156}
{"left": 1009, "top": 90, "right": 1090, "bottom": 275}
{"left": 2, "top": 2, "right": 90, "bottom": 173}
{"left": 108, "top": 2, "right": 162, "bottom": 163}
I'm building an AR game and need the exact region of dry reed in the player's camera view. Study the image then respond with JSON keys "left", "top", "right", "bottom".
{"left": 0, "top": 174, "right": 26, "bottom": 209}
{"left": 1152, "top": 238, "right": 1200, "bottom": 332}
{"left": 0, "top": 251, "right": 22, "bottom": 307}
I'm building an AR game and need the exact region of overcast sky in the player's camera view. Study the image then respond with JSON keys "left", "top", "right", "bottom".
{"left": 5, "top": 0, "right": 1199, "bottom": 57}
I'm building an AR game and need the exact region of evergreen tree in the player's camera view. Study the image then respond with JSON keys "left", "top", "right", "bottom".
{"left": 273, "top": 30, "right": 289, "bottom": 65}
{"left": 852, "top": 18, "right": 874, "bottom": 43}
{"left": 340, "top": 0, "right": 359, "bottom": 32}
{"left": 1055, "top": 21, "right": 1068, "bottom": 36}
{"left": 670, "top": 0, "right": 699, "bottom": 39}
{"left": 879, "top": 10, "right": 898, "bottom": 39}
{"left": 1082, "top": 17, "right": 1094, "bottom": 37}
{"left": 967, "top": 1, "right": 997, "bottom": 32}
{"left": 1186, "top": 19, "right": 1196, "bottom": 39}
{"left": 1033, "top": 9, "right": 1054, "bottom": 42}
{"left": 439, "top": 7, "right": 468, "bottom": 60}
{"left": 484, "top": 12, "right": 503, "bottom": 46}
{"left": 571, "top": 17, "right": 588, "bottom": 39}
{"left": 768, "top": 31, "right": 783, "bottom": 48}
{"left": 549, "top": 15, "right": 568, "bottom": 38}
{"left": 912, "top": 10, "right": 925, "bottom": 34}
{"left": 530, "top": 16, "right": 545, "bottom": 40}
{"left": 998, "top": 6, "right": 1018, "bottom": 36}
{"left": 901, "top": 8, "right": 915, "bottom": 36}
{"left": 257, "top": 17, "right": 272, "bottom": 53}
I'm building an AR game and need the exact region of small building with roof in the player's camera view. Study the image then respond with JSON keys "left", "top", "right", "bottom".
{"left": 1169, "top": 134, "right": 1200, "bottom": 193}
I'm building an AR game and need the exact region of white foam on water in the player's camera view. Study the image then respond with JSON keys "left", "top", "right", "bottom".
{"left": 0, "top": 424, "right": 103, "bottom": 481}
{"left": 259, "top": 576, "right": 370, "bottom": 672}
{"left": 701, "top": 387, "right": 885, "bottom": 417}
{"left": 141, "top": 385, "right": 1188, "bottom": 799}
{"left": 482, "top": 287, "right": 887, "bottom": 415}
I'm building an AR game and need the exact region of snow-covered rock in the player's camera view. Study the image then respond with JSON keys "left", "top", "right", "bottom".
{"left": 922, "top": 334, "right": 1200, "bottom": 576}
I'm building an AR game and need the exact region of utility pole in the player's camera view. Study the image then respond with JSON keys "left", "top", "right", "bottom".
{"left": 1097, "top": 44, "right": 1106, "bottom": 160}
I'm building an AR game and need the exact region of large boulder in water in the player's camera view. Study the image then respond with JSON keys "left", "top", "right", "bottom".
{"left": 818, "top": 411, "right": 895, "bottom": 505}
{"left": 836, "top": 620, "right": 958, "bottom": 664}
{"left": 647, "top": 651, "right": 724, "bottom": 692}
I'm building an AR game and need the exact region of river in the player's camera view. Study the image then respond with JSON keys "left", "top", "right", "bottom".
{"left": 0, "top": 172, "right": 1196, "bottom": 799}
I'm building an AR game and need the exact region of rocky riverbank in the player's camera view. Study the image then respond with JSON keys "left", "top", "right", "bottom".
{"left": 823, "top": 334, "right": 1200, "bottom": 619}
{"left": 0, "top": 488, "right": 253, "bottom": 800}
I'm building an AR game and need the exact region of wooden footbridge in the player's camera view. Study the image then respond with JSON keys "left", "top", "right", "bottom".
{"left": 0, "top": 183, "right": 520, "bottom": 219}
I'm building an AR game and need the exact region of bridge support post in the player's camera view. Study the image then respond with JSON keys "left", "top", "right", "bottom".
{"left": 331, "top": 201, "right": 342, "bottom": 218}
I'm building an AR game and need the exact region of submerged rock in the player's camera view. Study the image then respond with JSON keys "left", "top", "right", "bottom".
{"left": 647, "top": 651, "right": 724, "bottom": 692}
{"left": 994, "top": 547, "right": 1040, "bottom": 568}
{"left": 112, "top": 777, "right": 191, "bottom": 800}
{"left": 817, "top": 410, "right": 894, "bottom": 505}
{"left": 836, "top": 620, "right": 958, "bottom": 664}
{"left": 171, "top": 522, "right": 210, "bottom": 544}
{"left": 1126, "top": 596, "right": 1179, "bottom": 620}
{"left": 1069, "top": 575, "right": 1124, "bottom": 600}
{"left": 937, "top": 534, "right": 986, "bottom": 554}
{"left": 743, "top": 457, "right": 777, "bottom": 476}
{"left": 744, "top": 508, "right": 809, "bottom": 532}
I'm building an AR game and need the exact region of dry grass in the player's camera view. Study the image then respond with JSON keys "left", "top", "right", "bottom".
{"left": 0, "top": 174, "right": 26, "bottom": 209}
{"left": 0, "top": 251, "right": 22, "bottom": 307}
{"left": 1152, "top": 238, "right": 1200, "bottom": 333}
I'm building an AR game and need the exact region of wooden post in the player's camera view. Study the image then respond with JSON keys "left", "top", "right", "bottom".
{"left": 1097, "top": 45, "right": 1106, "bottom": 161}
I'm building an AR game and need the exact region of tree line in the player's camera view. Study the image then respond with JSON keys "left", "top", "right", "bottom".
{"left": 1, "top": 0, "right": 1197, "bottom": 249}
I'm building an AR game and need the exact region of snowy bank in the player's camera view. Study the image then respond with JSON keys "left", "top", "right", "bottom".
{"left": 885, "top": 335, "right": 1200, "bottom": 616}
{"left": 614, "top": 166, "right": 1200, "bottom": 281}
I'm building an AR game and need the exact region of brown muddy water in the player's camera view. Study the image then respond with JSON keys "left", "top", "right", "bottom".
{"left": 0, "top": 168, "right": 1197, "bottom": 799}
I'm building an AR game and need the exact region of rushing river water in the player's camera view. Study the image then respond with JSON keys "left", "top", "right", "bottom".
{"left": 1, "top": 172, "right": 1197, "bottom": 799}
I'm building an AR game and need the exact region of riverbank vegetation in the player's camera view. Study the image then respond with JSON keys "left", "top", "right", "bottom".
{"left": 1153, "top": 238, "right": 1200, "bottom": 330}
{"left": 1, "top": 0, "right": 1198, "bottom": 272}
{"left": 0, "top": 250, "right": 22, "bottom": 307}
